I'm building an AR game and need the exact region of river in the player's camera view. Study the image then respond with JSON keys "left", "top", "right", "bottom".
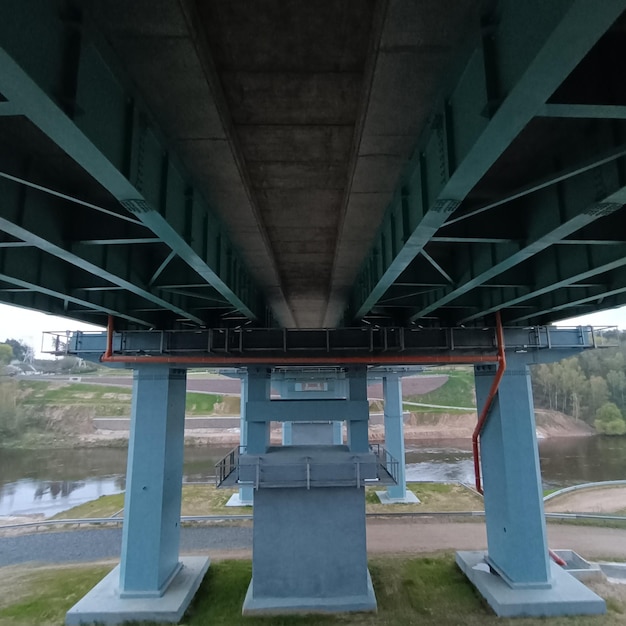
{"left": 1, "top": 436, "right": 625, "bottom": 517}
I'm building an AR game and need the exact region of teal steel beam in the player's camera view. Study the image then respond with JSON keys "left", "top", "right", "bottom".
{"left": 442, "top": 142, "right": 626, "bottom": 228}
{"left": 349, "top": 0, "right": 626, "bottom": 321}
{"left": 0, "top": 291, "right": 107, "bottom": 327}
{"left": 460, "top": 242, "right": 626, "bottom": 324}
{"left": 0, "top": 170, "right": 143, "bottom": 226}
{"left": 0, "top": 2, "right": 261, "bottom": 321}
{"left": 79, "top": 238, "right": 162, "bottom": 246}
{"left": 0, "top": 177, "right": 204, "bottom": 324}
{"left": 409, "top": 140, "right": 626, "bottom": 322}
{"left": 539, "top": 104, "right": 626, "bottom": 119}
{"left": 0, "top": 249, "right": 151, "bottom": 326}
{"left": 505, "top": 268, "right": 626, "bottom": 324}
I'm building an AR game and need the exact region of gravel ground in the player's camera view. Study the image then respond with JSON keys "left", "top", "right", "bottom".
{"left": 0, "top": 525, "right": 253, "bottom": 567}
{"left": 3, "top": 520, "right": 626, "bottom": 568}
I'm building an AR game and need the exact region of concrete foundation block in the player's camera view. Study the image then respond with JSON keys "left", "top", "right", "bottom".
{"left": 456, "top": 551, "right": 606, "bottom": 617}
{"left": 375, "top": 490, "right": 420, "bottom": 504}
{"left": 226, "top": 493, "right": 253, "bottom": 507}
{"left": 248, "top": 483, "right": 376, "bottom": 613}
{"left": 65, "top": 556, "right": 210, "bottom": 625}
{"left": 242, "top": 570, "right": 377, "bottom": 615}
{"left": 552, "top": 549, "right": 604, "bottom": 582}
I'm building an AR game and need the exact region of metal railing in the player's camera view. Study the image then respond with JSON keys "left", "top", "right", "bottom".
{"left": 236, "top": 457, "right": 378, "bottom": 490}
{"left": 215, "top": 444, "right": 399, "bottom": 490}
{"left": 3, "top": 511, "right": 626, "bottom": 533}
{"left": 215, "top": 446, "right": 244, "bottom": 487}
{"left": 369, "top": 443, "right": 400, "bottom": 484}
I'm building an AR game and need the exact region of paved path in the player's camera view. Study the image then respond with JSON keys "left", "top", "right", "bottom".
{"left": 0, "top": 526, "right": 252, "bottom": 567}
{"left": 3, "top": 521, "right": 626, "bottom": 567}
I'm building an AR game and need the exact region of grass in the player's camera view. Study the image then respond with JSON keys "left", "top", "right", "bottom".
{"left": 51, "top": 484, "right": 252, "bottom": 520}
{"left": 19, "top": 382, "right": 132, "bottom": 404}
{"left": 365, "top": 482, "right": 483, "bottom": 513}
{"left": 18, "top": 381, "right": 233, "bottom": 417}
{"left": 50, "top": 493, "right": 125, "bottom": 520}
{"left": 52, "top": 482, "right": 484, "bottom": 520}
{"left": 1, "top": 555, "right": 625, "bottom": 626}
{"left": 185, "top": 392, "right": 225, "bottom": 415}
{"left": 0, "top": 564, "right": 111, "bottom": 626}
{"left": 405, "top": 368, "right": 475, "bottom": 413}
{"left": 18, "top": 381, "right": 132, "bottom": 416}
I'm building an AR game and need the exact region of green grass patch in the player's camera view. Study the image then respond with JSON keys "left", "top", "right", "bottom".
{"left": 365, "top": 482, "right": 483, "bottom": 513}
{"left": 52, "top": 485, "right": 251, "bottom": 519}
{"left": 17, "top": 381, "right": 235, "bottom": 417}
{"left": 55, "top": 482, "right": 486, "bottom": 520}
{"left": 18, "top": 382, "right": 132, "bottom": 405}
{"left": 18, "top": 381, "right": 131, "bottom": 416}
{"left": 2, "top": 556, "right": 625, "bottom": 626}
{"left": 50, "top": 493, "right": 125, "bottom": 520}
{"left": 185, "top": 392, "right": 223, "bottom": 415}
{"left": 405, "top": 368, "right": 475, "bottom": 413}
{"left": 0, "top": 564, "right": 111, "bottom": 626}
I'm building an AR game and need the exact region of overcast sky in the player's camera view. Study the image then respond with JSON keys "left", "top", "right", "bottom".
{"left": 1, "top": 302, "right": 626, "bottom": 358}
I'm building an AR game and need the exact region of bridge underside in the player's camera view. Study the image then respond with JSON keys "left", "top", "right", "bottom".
{"left": 2, "top": 1, "right": 626, "bottom": 332}
{"left": 2, "top": 1, "right": 625, "bottom": 624}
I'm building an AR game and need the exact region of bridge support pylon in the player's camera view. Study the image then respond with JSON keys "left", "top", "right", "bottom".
{"left": 66, "top": 365, "right": 209, "bottom": 625}
{"left": 226, "top": 371, "right": 253, "bottom": 507}
{"left": 237, "top": 365, "right": 380, "bottom": 615}
{"left": 377, "top": 373, "right": 418, "bottom": 503}
{"left": 457, "top": 354, "right": 605, "bottom": 617}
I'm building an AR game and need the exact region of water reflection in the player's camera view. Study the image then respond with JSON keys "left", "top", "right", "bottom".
{"left": 0, "top": 437, "right": 624, "bottom": 518}
{"left": 0, "top": 477, "right": 126, "bottom": 518}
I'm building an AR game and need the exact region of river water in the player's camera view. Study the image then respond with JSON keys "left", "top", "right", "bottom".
{"left": 1, "top": 436, "right": 625, "bottom": 517}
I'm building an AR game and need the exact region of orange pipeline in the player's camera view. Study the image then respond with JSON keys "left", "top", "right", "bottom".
{"left": 472, "top": 311, "right": 506, "bottom": 495}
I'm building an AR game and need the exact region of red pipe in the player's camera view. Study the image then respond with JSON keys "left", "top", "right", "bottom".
{"left": 472, "top": 311, "right": 506, "bottom": 495}
{"left": 549, "top": 548, "right": 567, "bottom": 567}
{"left": 104, "top": 314, "right": 114, "bottom": 359}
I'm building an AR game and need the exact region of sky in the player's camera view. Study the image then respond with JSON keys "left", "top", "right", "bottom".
{"left": 2, "top": 302, "right": 626, "bottom": 359}
{"left": 0, "top": 303, "right": 105, "bottom": 358}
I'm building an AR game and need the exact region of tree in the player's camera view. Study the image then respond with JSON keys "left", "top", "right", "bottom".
{"left": 594, "top": 402, "right": 626, "bottom": 436}
{"left": 584, "top": 376, "right": 609, "bottom": 422}
{"left": 0, "top": 344, "right": 13, "bottom": 364}
{"left": 2, "top": 338, "right": 34, "bottom": 362}
{"left": 607, "top": 370, "right": 626, "bottom": 410}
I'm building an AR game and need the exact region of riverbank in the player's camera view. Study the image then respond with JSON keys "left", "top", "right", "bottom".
{"left": 76, "top": 407, "right": 595, "bottom": 447}
{"left": 1, "top": 373, "right": 598, "bottom": 449}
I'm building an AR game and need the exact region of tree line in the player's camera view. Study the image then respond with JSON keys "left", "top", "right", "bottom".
{"left": 531, "top": 330, "right": 626, "bottom": 435}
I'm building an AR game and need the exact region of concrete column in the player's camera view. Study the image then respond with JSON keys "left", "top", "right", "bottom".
{"left": 239, "top": 372, "right": 253, "bottom": 505}
{"left": 382, "top": 373, "right": 408, "bottom": 501}
{"left": 473, "top": 356, "right": 550, "bottom": 588}
{"left": 332, "top": 420, "right": 343, "bottom": 444}
{"left": 282, "top": 421, "right": 293, "bottom": 445}
{"left": 346, "top": 366, "right": 369, "bottom": 453}
{"left": 119, "top": 366, "right": 187, "bottom": 596}
{"left": 245, "top": 367, "right": 271, "bottom": 454}
{"left": 66, "top": 364, "right": 209, "bottom": 624}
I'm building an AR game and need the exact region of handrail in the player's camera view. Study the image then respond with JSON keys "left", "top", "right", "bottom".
{"left": 214, "top": 446, "right": 244, "bottom": 488}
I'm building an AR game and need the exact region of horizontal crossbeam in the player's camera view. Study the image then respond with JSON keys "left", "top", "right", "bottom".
{"left": 54, "top": 325, "right": 601, "bottom": 367}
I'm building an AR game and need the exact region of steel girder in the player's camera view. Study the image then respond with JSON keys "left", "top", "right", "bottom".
{"left": 410, "top": 139, "right": 626, "bottom": 322}
{"left": 0, "top": 175, "right": 208, "bottom": 325}
{"left": 348, "top": 0, "right": 626, "bottom": 323}
{"left": 0, "top": 0, "right": 263, "bottom": 325}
